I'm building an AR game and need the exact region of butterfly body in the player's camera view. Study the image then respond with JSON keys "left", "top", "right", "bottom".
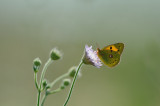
{"left": 97, "top": 43, "right": 124, "bottom": 67}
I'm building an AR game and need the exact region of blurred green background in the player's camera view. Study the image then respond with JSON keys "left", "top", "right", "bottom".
{"left": 0, "top": 0, "right": 160, "bottom": 106}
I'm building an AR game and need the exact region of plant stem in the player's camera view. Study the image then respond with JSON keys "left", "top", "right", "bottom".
{"left": 41, "top": 92, "right": 47, "bottom": 106}
{"left": 63, "top": 61, "right": 83, "bottom": 106}
{"left": 41, "top": 88, "right": 61, "bottom": 106}
{"left": 39, "top": 58, "right": 52, "bottom": 90}
{"left": 50, "top": 73, "right": 69, "bottom": 88}
{"left": 37, "top": 58, "right": 52, "bottom": 106}
{"left": 41, "top": 73, "right": 69, "bottom": 106}
{"left": 34, "top": 72, "right": 39, "bottom": 90}
{"left": 48, "top": 88, "right": 62, "bottom": 95}
{"left": 37, "top": 90, "right": 41, "bottom": 106}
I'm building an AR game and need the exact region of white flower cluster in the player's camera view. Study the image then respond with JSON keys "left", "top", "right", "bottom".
{"left": 83, "top": 45, "right": 102, "bottom": 68}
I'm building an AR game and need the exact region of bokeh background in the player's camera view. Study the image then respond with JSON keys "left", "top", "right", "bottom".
{"left": 0, "top": 0, "right": 160, "bottom": 106}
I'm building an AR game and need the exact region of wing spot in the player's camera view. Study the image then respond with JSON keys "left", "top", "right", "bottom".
{"left": 110, "top": 47, "right": 112, "bottom": 49}
{"left": 109, "top": 54, "right": 113, "bottom": 58}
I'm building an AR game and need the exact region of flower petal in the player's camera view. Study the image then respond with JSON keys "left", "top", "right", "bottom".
{"left": 83, "top": 45, "right": 102, "bottom": 68}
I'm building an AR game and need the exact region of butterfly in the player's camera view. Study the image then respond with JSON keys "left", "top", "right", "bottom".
{"left": 97, "top": 43, "right": 124, "bottom": 67}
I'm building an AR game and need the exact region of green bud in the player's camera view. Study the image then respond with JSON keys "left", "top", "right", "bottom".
{"left": 42, "top": 79, "right": 48, "bottom": 88}
{"left": 68, "top": 66, "right": 81, "bottom": 78}
{"left": 68, "top": 66, "right": 77, "bottom": 77}
{"left": 60, "top": 79, "right": 71, "bottom": 90}
{"left": 46, "top": 90, "right": 50, "bottom": 95}
{"left": 63, "top": 79, "right": 71, "bottom": 86}
{"left": 33, "top": 66, "right": 37, "bottom": 73}
{"left": 60, "top": 85, "right": 65, "bottom": 90}
{"left": 46, "top": 85, "right": 51, "bottom": 89}
{"left": 50, "top": 48, "right": 62, "bottom": 60}
{"left": 33, "top": 58, "right": 42, "bottom": 73}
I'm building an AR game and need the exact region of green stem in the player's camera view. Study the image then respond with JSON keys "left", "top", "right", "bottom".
{"left": 63, "top": 61, "right": 83, "bottom": 106}
{"left": 39, "top": 58, "right": 52, "bottom": 90}
{"left": 37, "top": 58, "right": 53, "bottom": 106}
{"left": 41, "top": 92, "right": 47, "bottom": 106}
{"left": 41, "top": 88, "right": 61, "bottom": 106}
{"left": 41, "top": 72, "right": 68, "bottom": 106}
{"left": 37, "top": 90, "right": 41, "bottom": 106}
{"left": 50, "top": 73, "right": 69, "bottom": 88}
{"left": 48, "top": 88, "right": 62, "bottom": 95}
{"left": 34, "top": 72, "right": 39, "bottom": 90}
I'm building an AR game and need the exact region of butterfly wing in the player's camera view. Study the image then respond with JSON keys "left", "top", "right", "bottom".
{"left": 97, "top": 43, "right": 124, "bottom": 67}
{"left": 102, "top": 43, "right": 124, "bottom": 55}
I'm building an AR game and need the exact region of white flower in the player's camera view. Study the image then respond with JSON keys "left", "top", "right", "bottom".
{"left": 82, "top": 45, "right": 102, "bottom": 68}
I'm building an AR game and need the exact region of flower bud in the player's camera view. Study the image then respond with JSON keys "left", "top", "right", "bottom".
{"left": 33, "top": 58, "right": 42, "bottom": 73}
{"left": 50, "top": 48, "right": 62, "bottom": 60}
{"left": 68, "top": 66, "right": 81, "bottom": 78}
{"left": 63, "top": 79, "right": 71, "bottom": 86}
{"left": 60, "top": 79, "right": 71, "bottom": 90}
{"left": 43, "top": 79, "right": 48, "bottom": 89}
{"left": 68, "top": 66, "right": 77, "bottom": 77}
{"left": 60, "top": 85, "right": 65, "bottom": 89}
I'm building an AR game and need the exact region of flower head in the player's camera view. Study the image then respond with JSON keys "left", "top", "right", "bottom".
{"left": 82, "top": 45, "right": 102, "bottom": 68}
{"left": 50, "top": 48, "right": 62, "bottom": 60}
{"left": 68, "top": 66, "right": 82, "bottom": 78}
{"left": 33, "top": 57, "right": 42, "bottom": 73}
